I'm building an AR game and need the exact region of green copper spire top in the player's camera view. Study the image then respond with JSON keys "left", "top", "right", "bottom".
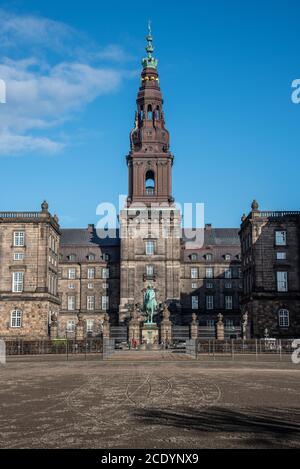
{"left": 142, "top": 20, "right": 158, "bottom": 69}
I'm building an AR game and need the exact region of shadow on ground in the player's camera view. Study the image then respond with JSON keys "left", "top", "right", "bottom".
{"left": 134, "top": 406, "right": 300, "bottom": 447}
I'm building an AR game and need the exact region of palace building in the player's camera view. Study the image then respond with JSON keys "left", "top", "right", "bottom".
{"left": 0, "top": 29, "right": 299, "bottom": 341}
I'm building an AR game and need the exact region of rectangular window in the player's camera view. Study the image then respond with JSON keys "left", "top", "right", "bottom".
{"left": 66, "top": 320, "right": 75, "bottom": 332}
{"left": 205, "top": 267, "right": 213, "bottom": 278}
{"left": 191, "top": 282, "right": 197, "bottom": 289}
{"left": 102, "top": 295, "right": 109, "bottom": 311}
{"left": 206, "top": 281, "right": 213, "bottom": 289}
{"left": 225, "top": 319, "right": 234, "bottom": 328}
{"left": 88, "top": 283, "right": 94, "bottom": 289}
{"left": 207, "top": 319, "right": 215, "bottom": 328}
{"left": 87, "top": 296, "right": 95, "bottom": 311}
{"left": 11, "top": 309, "right": 22, "bottom": 328}
{"left": 276, "top": 252, "right": 286, "bottom": 260}
{"left": 225, "top": 295, "right": 233, "bottom": 310}
{"left": 86, "top": 319, "right": 94, "bottom": 333}
{"left": 277, "top": 271, "right": 288, "bottom": 292}
{"left": 224, "top": 268, "right": 232, "bottom": 279}
{"left": 206, "top": 295, "right": 214, "bottom": 310}
{"left": 191, "top": 295, "right": 199, "bottom": 309}
{"left": 68, "top": 296, "right": 76, "bottom": 311}
{"left": 68, "top": 284, "right": 75, "bottom": 289}
{"left": 87, "top": 268, "right": 95, "bottom": 279}
{"left": 146, "top": 265, "right": 154, "bottom": 276}
{"left": 13, "top": 231, "right": 25, "bottom": 247}
{"left": 102, "top": 268, "right": 109, "bottom": 279}
{"left": 145, "top": 240, "right": 155, "bottom": 255}
{"left": 13, "top": 252, "right": 24, "bottom": 261}
{"left": 12, "top": 272, "right": 24, "bottom": 292}
{"left": 68, "top": 268, "right": 76, "bottom": 279}
{"left": 225, "top": 282, "right": 232, "bottom": 289}
{"left": 275, "top": 231, "right": 286, "bottom": 246}
{"left": 191, "top": 267, "right": 198, "bottom": 279}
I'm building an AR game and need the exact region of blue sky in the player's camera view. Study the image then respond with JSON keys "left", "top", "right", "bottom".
{"left": 0, "top": 0, "right": 299, "bottom": 228}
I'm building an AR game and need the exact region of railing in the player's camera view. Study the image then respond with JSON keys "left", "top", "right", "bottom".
{"left": 0, "top": 211, "right": 42, "bottom": 219}
{"left": 257, "top": 211, "right": 300, "bottom": 218}
{"left": 244, "top": 210, "right": 300, "bottom": 223}
{"left": 2, "top": 338, "right": 103, "bottom": 360}
{"left": 196, "top": 338, "right": 295, "bottom": 361}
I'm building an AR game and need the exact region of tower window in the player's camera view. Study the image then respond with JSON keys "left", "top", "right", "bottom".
{"left": 146, "top": 265, "right": 154, "bottom": 276}
{"left": 145, "top": 240, "right": 155, "bottom": 255}
{"left": 145, "top": 170, "right": 155, "bottom": 195}
{"left": 155, "top": 106, "right": 160, "bottom": 119}
{"left": 147, "top": 104, "right": 152, "bottom": 120}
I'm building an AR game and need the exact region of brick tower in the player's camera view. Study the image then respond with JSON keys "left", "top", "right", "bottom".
{"left": 119, "top": 25, "right": 181, "bottom": 323}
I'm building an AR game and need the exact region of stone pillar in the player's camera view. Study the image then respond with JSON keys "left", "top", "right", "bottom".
{"left": 160, "top": 303, "right": 172, "bottom": 347}
{"left": 75, "top": 313, "right": 84, "bottom": 341}
{"left": 102, "top": 313, "right": 110, "bottom": 339}
{"left": 216, "top": 313, "right": 224, "bottom": 341}
{"left": 50, "top": 313, "right": 58, "bottom": 339}
{"left": 190, "top": 313, "right": 199, "bottom": 340}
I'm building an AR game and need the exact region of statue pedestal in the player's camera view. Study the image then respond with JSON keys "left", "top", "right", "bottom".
{"left": 141, "top": 323, "right": 159, "bottom": 348}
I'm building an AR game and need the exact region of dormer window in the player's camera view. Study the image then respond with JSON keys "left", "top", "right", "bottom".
{"left": 224, "top": 254, "right": 231, "bottom": 261}
{"left": 102, "top": 253, "right": 110, "bottom": 261}
{"left": 191, "top": 253, "right": 198, "bottom": 261}
{"left": 68, "top": 254, "right": 76, "bottom": 261}
{"left": 205, "top": 253, "right": 213, "bottom": 261}
{"left": 88, "top": 254, "right": 95, "bottom": 261}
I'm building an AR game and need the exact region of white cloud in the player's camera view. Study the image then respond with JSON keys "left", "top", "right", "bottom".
{"left": 0, "top": 9, "right": 132, "bottom": 156}
{"left": 0, "top": 132, "right": 65, "bottom": 154}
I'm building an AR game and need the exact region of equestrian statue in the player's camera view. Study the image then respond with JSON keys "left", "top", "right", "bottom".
{"left": 143, "top": 285, "right": 157, "bottom": 324}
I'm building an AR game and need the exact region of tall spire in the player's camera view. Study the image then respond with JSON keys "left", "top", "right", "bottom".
{"left": 142, "top": 20, "right": 158, "bottom": 70}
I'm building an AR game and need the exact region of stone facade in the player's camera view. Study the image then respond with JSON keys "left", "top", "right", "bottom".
{"left": 0, "top": 202, "right": 60, "bottom": 339}
{"left": 240, "top": 201, "right": 300, "bottom": 338}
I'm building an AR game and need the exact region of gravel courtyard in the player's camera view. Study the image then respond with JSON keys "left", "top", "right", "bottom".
{"left": 0, "top": 355, "right": 299, "bottom": 449}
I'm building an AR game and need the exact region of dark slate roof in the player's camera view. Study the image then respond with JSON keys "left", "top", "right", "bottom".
{"left": 60, "top": 228, "right": 120, "bottom": 247}
{"left": 182, "top": 228, "right": 240, "bottom": 248}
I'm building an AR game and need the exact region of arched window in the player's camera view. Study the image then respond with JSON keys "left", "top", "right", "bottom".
{"left": 278, "top": 309, "right": 289, "bottom": 327}
{"left": 145, "top": 170, "right": 155, "bottom": 195}
{"left": 139, "top": 105, "right": 144, "bottom": 120}
{"left": 155, "top": 106, "right": 160, "bottom": 120}
{"left": 147, "top": 104, "right": 152, "bottom": 120}
{"left": 11, "top": 309, "right": 22, "bottom": 328}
